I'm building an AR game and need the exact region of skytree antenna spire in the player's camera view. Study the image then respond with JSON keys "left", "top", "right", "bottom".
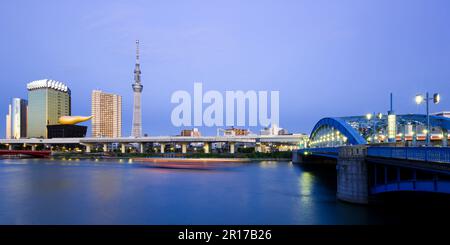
{"left": 136, "top": 39, "right": 140, "bottom": 63}
{"left": 131, "top": 40, "right": 143, "bottom": 137}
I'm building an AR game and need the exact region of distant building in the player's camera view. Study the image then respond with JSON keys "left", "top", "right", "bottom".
{"left": 5, "top": 104, "right": 11, "bottom": 139}
{"left": 180, "top": 128, "right": 201, "bottom": 137}
{"left": 91, "top": 90, "right": 122, "bottom": 138}
{"left": 27, "top": 79, "right": 71, "bottom": 138}
{"left": 278, "top": 128, "right": 290, "bottom": 135}
{"left": 5, "top": 99, "right": 28, "bottom": 139}
{"left": 260, "top": 124, "right": 287, "bottom": 136}
{"left": 221, "top": 127, "right": 250, "bottom": 136}
{"left": 10, "top": 98, "right": 28, "bottom": 139}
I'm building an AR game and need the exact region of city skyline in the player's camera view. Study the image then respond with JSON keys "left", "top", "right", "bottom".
{"left": 0, "top": 1, "right": 450, "bottom": 233}
{"left": 1, "top": 0, "right": 450, "bottom": 137}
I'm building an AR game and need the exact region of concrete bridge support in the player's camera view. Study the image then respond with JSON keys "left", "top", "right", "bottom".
{"left": 229, "top": 142, "right": 235, "bottom": 154}
{"left": 203, "top": 142, "right": 210, "bottom": 154}
{"left": 139, "top": 143, "right": 144, "bottom": 154}
{"left": 292, "top": 150, "right": 301, "bottom": 163}
{"left": 181, "top": 143, "right": 188, "bottom": 154}
{"left": 8, "top": 144, "right": 13, "bottom": 151}
{"left": 31, "top": 145, "right": 36, "bottom": 151}
{"left": 160, "top": 144, "right": 165, "bottom": 154}
{"left": 121, "top": 144, "right": 126, "bottom": 154}
{"left": 337, "top": 145, "right": 369, "bottom": 204}
{"left": 103, "top": 144, "right": 108, "bottom": 152}
{"left": 85, "top": 144, "right": 92, "bottom": 153}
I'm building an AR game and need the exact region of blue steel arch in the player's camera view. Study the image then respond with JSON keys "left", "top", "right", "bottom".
{"left": 310, "top": 117, "right": 367, "bottom": 145}
{"left": 398, "top": 114, "right": 450, "bottom": 130}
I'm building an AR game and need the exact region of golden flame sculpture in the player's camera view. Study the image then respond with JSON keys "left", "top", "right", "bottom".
{"left": 58, "top": 116, "right": 93, "bottom": 125}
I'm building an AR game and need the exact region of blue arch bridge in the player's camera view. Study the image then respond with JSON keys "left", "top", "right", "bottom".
{"left": 293, "top": 114, "right": 450, "bottom": 204}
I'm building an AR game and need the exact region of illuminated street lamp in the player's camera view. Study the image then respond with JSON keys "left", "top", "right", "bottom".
{"left": 415, "top": 92, "right": 440, "bottom": 146}
{"left": 415, "top": 95, "right": 424, "bottom": 104}
{"left": 377, "top": 112, "right": 383, "bottom": 120}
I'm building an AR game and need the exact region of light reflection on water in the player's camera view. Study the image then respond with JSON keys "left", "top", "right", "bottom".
{"left": 0, "top": 158, "right": 430, "bottom": 225}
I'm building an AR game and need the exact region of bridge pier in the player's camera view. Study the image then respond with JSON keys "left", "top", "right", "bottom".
{"left": 121, "top": 144, "right": 126, "bottom": 154}
{"left": 103, "top": 144, "right": 108, "bottom": 152}
{"left": 85, "top": 144, "right": 92, "bottom": 153}
{"left": 292, "top": 150, "right": 302, "bottom": 163}
{"left": 160, "top": 144, "right": 165, "bottom": 154}
{"left": 31, "top": 145, "right": 36, "bottom": 151}
{"left": 8, "top": 144, "right": 13, "bottom": 151}
{"left": 337, "top": 145, "right": 369, "bottom": 204}
{"left": 203, "top": 142, "right": 210, "bottom": 154}
{"left": 229, "top": 142, "right": 235, "bottom": 154}
{"left": 181, "top": 143, "right": 188, "bottom": 154}
{"left": 139, "top": 143, "right": 144, "bottom": 154}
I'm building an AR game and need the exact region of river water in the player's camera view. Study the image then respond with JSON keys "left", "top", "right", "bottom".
{"left": 0, "top": 158, "right": 446, "bottom": 224}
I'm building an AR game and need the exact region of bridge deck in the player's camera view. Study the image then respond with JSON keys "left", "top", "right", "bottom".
{"left": 0, "top": 135, "right": 306, "bottom": 145}
{"left": 297, "top": 146, "right": 450, "bottom": 164}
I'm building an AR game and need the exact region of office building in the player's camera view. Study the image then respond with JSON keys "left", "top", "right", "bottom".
{"left": 11, "top": 98, "right": 28, "bottom": 139}
{"left": 5, "top": 98, "right": 28, "bottom": 139}
{"left": 5, "top": 104, "right": 11, "bottom": 139}
{"left": 260, "top": 124, "right": 286, "bottom": 136}
{"left": 27, "top": 79, "right": 71, "bottom": 138}
{"left": 91, "top": 90, "right": 122, "bottom": 138}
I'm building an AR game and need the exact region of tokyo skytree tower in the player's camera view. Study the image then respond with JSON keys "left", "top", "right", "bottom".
{"left": 131, "top": 40, "right": 143, "bottom": 137}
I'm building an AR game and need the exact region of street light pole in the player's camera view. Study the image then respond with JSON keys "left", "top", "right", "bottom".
{"left": 426, "top": 92, "right": 430, "bottom": 146}
{"left": 415, "top": 92, "right": 440, "bottom": 147}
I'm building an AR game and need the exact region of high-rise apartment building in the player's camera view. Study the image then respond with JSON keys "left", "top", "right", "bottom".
{"left": 10, "top": 98, "right": 28, "bottom": 139}
{"left": 91, "top": 90, "right": 122, "bottom": 138}
{"left": 27, "top": 79, "right": 71, "bottom": 138}
{"left": 5, "top": 104, "right": 11, "bottom": 139}
{"left": 5, "top": 98, "right": 28, "bottom": 139}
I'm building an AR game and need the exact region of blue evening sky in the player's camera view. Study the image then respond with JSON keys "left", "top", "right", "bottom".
{"left": 1, "top": 0, "right": 449, "bottom": 136}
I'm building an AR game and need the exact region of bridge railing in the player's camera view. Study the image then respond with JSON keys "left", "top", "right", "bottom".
{"left": 367, "top": 147, "right": 450, "bottom": 164}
